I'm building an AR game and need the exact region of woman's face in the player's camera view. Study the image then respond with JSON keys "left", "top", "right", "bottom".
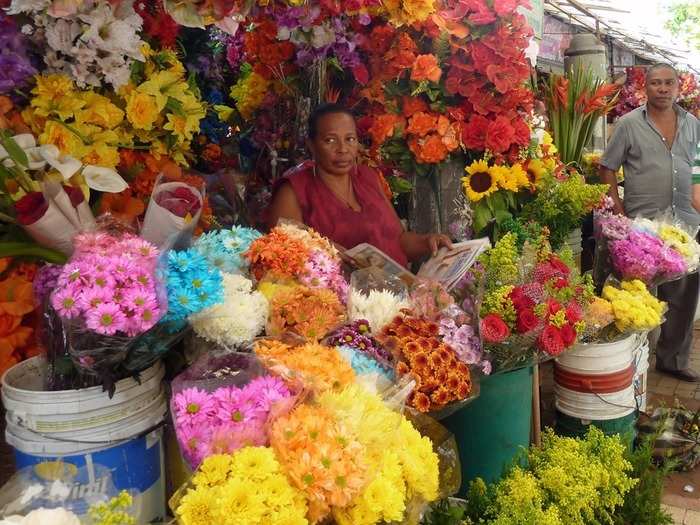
{"left": 308, "top": 112, "right": 359, "bottom": 177}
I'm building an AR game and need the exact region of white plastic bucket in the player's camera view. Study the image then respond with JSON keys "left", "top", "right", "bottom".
{"left": 1, "top": 357, "right": 166, "bottom": 523}
{"left": 555, "top": 384, "right": 636, "bottom": 420}
{"left": 556, "top": 334, "right": 636, "bottom": 375}
{"left": 632, "top": 336, "right": 650, "bottom": 412}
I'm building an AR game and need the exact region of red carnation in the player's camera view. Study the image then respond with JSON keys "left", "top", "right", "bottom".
{"left": 15, "top": 192, "right": 48, "bottom": 226}
{"left": 538, "top": 325, "right": 565, "bottom": 356}
{"left": 485, "top": 116, "right": 516, "bottom": 153}
{"left": 548, "top": 256, "right": 571, "bottom": 278}
{"left": 546, "top": 299, "right": 562, "bottom": 316}
{"left": 468, "top": 1, "right": 497, "bottom": 25}
{"left": 560, "top": 323, "right": 577, "bottom": 347}
{"left": 516, "top": 308, "right": 539, "bottom": 333}
{"left": 493, "top": 0, "right": 525, "bottom": 17}
{"left": 512, "top": 118, "right": 532, "bottom": 147}
{"left": 565, "top": 302, "right": 583, "bottom": 324}
{"left": 553, "top": 277, "right": 568, "bottom": 290}
{"left": 462, "top": 114, "right": 489, "bottom": 150}
{"left": 510, "top": 287, "right": 535, "bottom": 311}
{"left": 481, "top": 314, "right": 510, "bottom": 343}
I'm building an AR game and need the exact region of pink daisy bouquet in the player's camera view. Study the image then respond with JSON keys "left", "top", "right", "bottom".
{"left": 50, "top": 229, "right": 166, "bottom": 376}
{"left": 170, "top": 350, "right": 296, "bottom": 469}
{"left": 594, "top": 211, "right": 690, "bottom": 287}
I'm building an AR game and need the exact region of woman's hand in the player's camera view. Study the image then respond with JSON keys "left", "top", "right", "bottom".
{"left": 425, "top": 233, "right": 452, "bottom": 257}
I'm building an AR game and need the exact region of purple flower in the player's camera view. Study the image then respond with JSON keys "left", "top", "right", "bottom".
{"left": 34, "top": 264, "right": 63, "bottom": 304}
{"left": 610, "top": 230, "right": 687, "bottom": 284}
{"left": 0, "top": 15, "right": 37, "bottom": 96}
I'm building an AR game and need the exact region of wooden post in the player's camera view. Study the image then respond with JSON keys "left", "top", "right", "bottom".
{"left": 532, "top": 362, "right": 542, "bottom": 446}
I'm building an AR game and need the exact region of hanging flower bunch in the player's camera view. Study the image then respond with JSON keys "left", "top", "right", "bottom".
{"left": 164, "top": 0, "right": 247, "bottom": 33}
{"left": 119, "top": 44, "right": 206, "bottom": 165}
{"left": 163, "top": 248, "right": 223, "bottom": 325}
{"left": 254, "top": 339, "right": 356, "bottom": 395}
{"left": 190, "top": 274, "right": 268, "bottom": 347}
{"left": 172, "top": 376, "right": 294, "bottom": 469}
{"left": 174, "top": 449, "right": 308, "bottom": 525}
{"left": 378, "top": 315, "right": 472, "bottom": 412}
{"left": 0, "top": 13, "right": 38, "bottom": 99}
{"left": 22, "top": 74, "right": 124, "bottom": 169}
{"left": 194, "top": 226, "right": 262, "bottom": 275}
{"left": 0, "top": 260, "right": 40, "bottom": 377}
{"left": 50, "top": 231, "right": 162, "bottom": 336}
{"left": 270, "top": 403, "right": 367, "bottom": 524}
{"left": 602, "top": 279, "right": 667, "bottom": 334}
{"left": 7, "top": 0, "right": 145, "bottom": 89}
{"left": 243, "top": 18, "right": 296, "bottom": 80}
{"left": 319, "top": 385, "right": 440, "bottom": 525}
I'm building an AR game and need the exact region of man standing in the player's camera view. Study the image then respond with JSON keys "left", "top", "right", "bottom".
{"left": 600, "top": 63, "right": 700, "bottom": 382}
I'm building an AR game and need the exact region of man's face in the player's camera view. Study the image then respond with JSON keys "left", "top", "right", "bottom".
{"left": 645, "top": 67, "right": 679, "bottom": 110}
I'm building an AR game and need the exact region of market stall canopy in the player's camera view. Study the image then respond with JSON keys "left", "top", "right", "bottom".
{"left": 544, "top": 0, "right": 700, "bottom": 73}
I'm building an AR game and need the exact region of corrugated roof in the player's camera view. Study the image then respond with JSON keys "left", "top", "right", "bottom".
{"left": 544, "top": 0, "right": 700, "bottom": 72}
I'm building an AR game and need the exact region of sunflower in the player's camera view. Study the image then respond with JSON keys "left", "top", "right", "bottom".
{"left": 524, "top": 159, "right": 548, "bottom": 186}
{"left": 462, "top": 159, "right": 501, "bottom": 202}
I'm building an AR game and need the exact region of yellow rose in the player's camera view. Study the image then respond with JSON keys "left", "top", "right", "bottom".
{"left": 81, "top": 142, "right": 120, "bottom": 169}
{"left": 125, "top": 91, "right": 162, "bottom": 131}
{"left": 77, "top": 92, "right": 124, "bottom": 129}
{"left": 39, "top": 120, "right": 86, "bottom": 158}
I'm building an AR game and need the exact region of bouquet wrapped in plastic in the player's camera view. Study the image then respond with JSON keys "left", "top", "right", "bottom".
{"left": 601, "top": 277, "right": 667, "bottom": 337}
{"left": 170, "top": 348, "right": 298, "bottom": 470}
{"left": 347, "top": 267, "right": 410, "bottom": 334}
{"left": 594, "top": 210, "right": 699, "bottom": 287}
{"left": 170, "top": 382, "right": 455, "bottom": 525}
{"left": 49, "top": 223, "right": 167, "bottom": 380}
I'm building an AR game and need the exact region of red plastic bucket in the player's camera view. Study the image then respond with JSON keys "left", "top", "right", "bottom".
{"left": 554, "top": 363, "right": 634, "bottom": 394}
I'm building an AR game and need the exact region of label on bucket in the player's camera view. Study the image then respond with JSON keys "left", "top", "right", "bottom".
{"left": 12, "top": 431, "right": 165, "bottom": 523}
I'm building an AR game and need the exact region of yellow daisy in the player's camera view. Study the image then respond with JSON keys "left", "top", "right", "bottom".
{"left": 125, "top": 91, "right": 162, "bottom": 131}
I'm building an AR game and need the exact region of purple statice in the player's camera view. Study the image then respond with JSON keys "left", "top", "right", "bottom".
{"left": 327, "top": 320, "right": 393, "bottom": 365}
{"left": 0, "top": 14, "right": 38, "bottom": 97}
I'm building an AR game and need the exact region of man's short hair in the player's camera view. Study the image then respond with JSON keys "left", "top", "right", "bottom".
{"left": 645, "top": 63, "right": 679, "bottom": 82}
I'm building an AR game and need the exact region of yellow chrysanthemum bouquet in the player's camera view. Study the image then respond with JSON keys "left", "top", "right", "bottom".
{"left": 602, "top": 279, "right": 667, "bottom": 334}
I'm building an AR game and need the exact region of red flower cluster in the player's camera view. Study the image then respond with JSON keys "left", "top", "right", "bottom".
{"left": 244, "top": 19, "right": 296, "bottom": 79}
{"left": 134, "top": 1, "right": 180, "bottom": 48}
{"left": 440, "top": 0, "right": 534, "bottom": 159}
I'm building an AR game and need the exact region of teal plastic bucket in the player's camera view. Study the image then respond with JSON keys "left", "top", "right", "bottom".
{"left": 443, "top": 366, "right": 533, "bottom": 490}
{"left": 555, "top": 410, "right": 636, "bottom": 446}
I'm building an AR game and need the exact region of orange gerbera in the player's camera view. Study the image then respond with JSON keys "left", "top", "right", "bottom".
{"left": 99, "top": 190, "right": 146, "bottom": 226}
{"left": 406, "top": 112, "right": 438, "bottom": 137}
{"left": 411, "top": 54, "right": 442, "bottom": 83}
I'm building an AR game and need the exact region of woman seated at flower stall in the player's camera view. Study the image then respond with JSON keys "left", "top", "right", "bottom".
{"left": 267, "top": 104, "right": 451, "bottom": 268}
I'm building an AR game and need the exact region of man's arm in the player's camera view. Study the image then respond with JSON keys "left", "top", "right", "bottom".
{"left": 599, "top": 166, "right": 625, "bottom": 215}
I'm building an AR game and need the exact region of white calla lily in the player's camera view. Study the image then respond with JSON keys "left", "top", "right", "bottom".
{"left": 0, "top": 133, "right": 37, "bottom": 161}
{"left": 39, "top": 145, "right": 82, "bottom": 180}
{"left": 82, "top": 165, "right": 129, "bottom": 193}
{"left": 24, "top": 147, "right": 48, "bottom": 170}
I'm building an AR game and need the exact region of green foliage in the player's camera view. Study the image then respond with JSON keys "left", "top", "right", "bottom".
{"left": 613, "top": 433, "right": 675, "bottom": 525}
{"left": 422, "top": 499, "right": 469, "bottom": 525}
{"left": 520, "top": 173, "right": 608, "bottom": 249}
{"left": 665, "top": 2, "right": 700, "bottom": 51}
{"left": 461, "top": 427, "right": 637, "bottom": 524}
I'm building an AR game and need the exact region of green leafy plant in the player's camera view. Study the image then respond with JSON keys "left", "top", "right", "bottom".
{"left": 544, "top": 66, "right": 618, "bottom": 167}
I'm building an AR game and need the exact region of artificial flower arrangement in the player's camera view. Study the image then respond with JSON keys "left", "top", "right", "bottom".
{"left": 190, "top": 273, "right": 269, "bottom": 347}
{"left": 0, "top": 129, "right": 127, "bottom": 255}
{"left": 49, "top": 227, "right": 165, "bottom": 375}
{"left": 6, "top": 0, "right": 145, "bottom": 90}
{"left": 171, "top": 350, "right": 295, "bottom": 469}
{"left": 594, "top": 211, "right": 699, "bottom": 287}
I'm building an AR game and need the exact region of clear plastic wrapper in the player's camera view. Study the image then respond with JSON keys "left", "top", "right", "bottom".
{"left": 140, "top": 174, "right": 204, "bottom": 251}
{"left": 600, "top": 275, "right": 668, "bottom": 339}
{"left": 0, "top": 464, "right": 138, "bottom": 523}
{"left": 483, "top": 336, "right": 538, "bottom": 375}
{"left": 348, "top": 267, "right": 410, "bottom": 334}
{"left": 170, "top": 347, "right": 299, "bottom": 470}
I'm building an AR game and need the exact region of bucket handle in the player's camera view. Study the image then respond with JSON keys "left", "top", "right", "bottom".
{"left": 11, "top": 420, "right": 166, "bottom": 446}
